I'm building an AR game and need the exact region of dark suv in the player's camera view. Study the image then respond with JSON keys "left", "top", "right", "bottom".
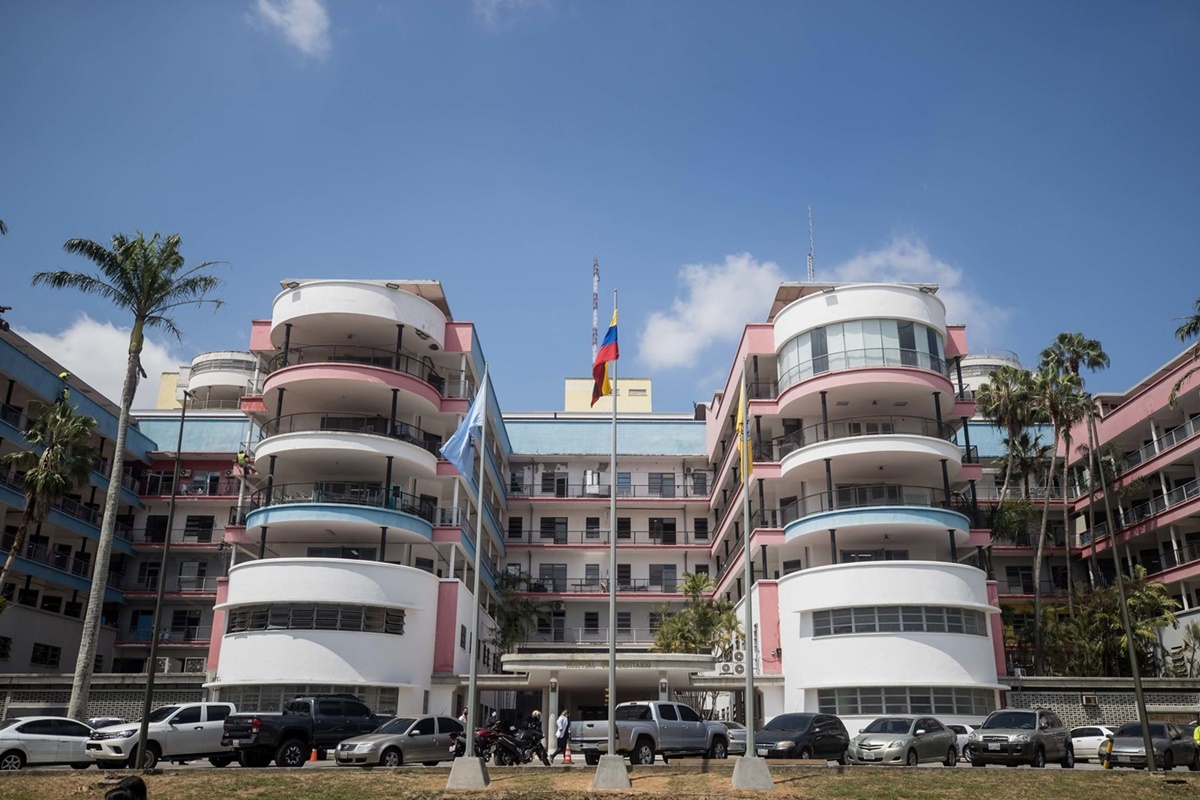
{"left": 968, "top": 708, "right": 1074, "bottom": 768}
{"left": 753, "top": 713, "right": 850, "bottom": 762}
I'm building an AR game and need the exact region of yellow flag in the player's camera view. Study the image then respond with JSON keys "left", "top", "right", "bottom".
{"left": 737, "top": 380, "right": 753, "bottom": 477}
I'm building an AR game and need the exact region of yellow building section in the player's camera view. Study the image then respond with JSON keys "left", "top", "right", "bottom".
{"left": 563, "top": 377, "right": 653, "bottom": 413}
{"left": 156, "top": 372, "right": 182, "bottom": 409}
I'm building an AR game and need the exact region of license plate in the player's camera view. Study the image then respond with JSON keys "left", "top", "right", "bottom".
{"left": 987, "top": 743, "right": 1001, "bottom": 750}
{"left": 756, "top": 748, "right": 767, "bottom": 757}
{"left": 861, "top": 753, "right": 877, "bottom": 761}
{"left": 1117, "top": 755, "right": 1129, "bottom": 762}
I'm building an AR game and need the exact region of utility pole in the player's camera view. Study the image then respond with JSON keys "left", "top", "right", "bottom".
{"left": 591, "top": 258, "right": 600, "bottom": 362}
{"left": 806, "top": 207, "right": 815, "bottom": 282}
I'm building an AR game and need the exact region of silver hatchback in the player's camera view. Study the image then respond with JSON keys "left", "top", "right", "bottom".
{"left": 335, "top": 715, "right": 463, "bottom": 767}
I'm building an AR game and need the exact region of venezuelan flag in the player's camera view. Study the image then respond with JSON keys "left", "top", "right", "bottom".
{"left": 591, "top": 310, "right": 619, "bottom": 407}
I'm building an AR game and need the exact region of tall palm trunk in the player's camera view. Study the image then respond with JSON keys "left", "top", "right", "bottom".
{"left": 999, "top": 448, "right": 1016, "bottom": 500}
{"left": 67, "top": 349, "right": 139, "bottom": 720}
{"left": 1084, "top": 413, "right": 1103, "bottom": 582}
{"left": 1032, "top": 420, "right": 1060, "bottom": 674}
{"left": 0, "top": 504, "right": 39, "bottom": 592}
{"left": 1061, "top": 430, "right": 1075, "bottom": 618}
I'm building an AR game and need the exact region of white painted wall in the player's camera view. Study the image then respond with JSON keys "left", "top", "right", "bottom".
{"left": 773, "top": 285, "right": 948, "bottom": 348}
{"left": 220, "top": 558, "right": 438, "bottom": 608}
{"left": 272, "top": 281, "right": 446, "bottom": 347}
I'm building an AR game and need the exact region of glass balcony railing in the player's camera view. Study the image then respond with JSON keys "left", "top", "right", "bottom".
{"left": 779, "top": 347, "right": 950, "bottom": 393}
{"left": 258, "top": 413, "right": 442, "bottom": 456}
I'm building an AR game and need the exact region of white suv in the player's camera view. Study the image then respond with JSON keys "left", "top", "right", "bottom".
{"left": 86, "top": 702, "right": 236, "bottom": 769}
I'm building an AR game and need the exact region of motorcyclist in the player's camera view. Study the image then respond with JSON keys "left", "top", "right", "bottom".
{"left": 520, "top": 709, "right": 551, "bottom": 766}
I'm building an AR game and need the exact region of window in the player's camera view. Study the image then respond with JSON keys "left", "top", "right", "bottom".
{"left": 412, "top": 717, "right": 436, "bottom": 736}
{"left": 145, "top": 515, "right": 169, "bottom": 542}
{"left": 584, "top": 612, "right": 599, "bottom": 633}
{"left": 812, "top": 606, "right": 987, "bottom": 637}
{"left": 693, "top": 519, "right": 709, "bottom": 541}
{"left": 18, "top": 719, "right": 57, "bottom": 735}
{"left": 345, "top": 701, "right": 371, "bottom": 718}
{"left": 508, "top": 518, "right": 524, "bottom": 540}
{"left": 817, "top": 686, "right": 995, "bottom": 717}
{"left": 691, "top": 472, "right": 709, "bottom": 495}
{"left": 539, "top": 517, "right": 568, "bottom": 544}
{"left": 40, "top": 595, "right": 62, "bottom": 614}
{"left": 0, "top": 636, "right": 10, "bottom": 660}
{"left": 585, "top": 563, "right": 600, "bottom": 586}
{"left": 658, "top": 704, "right": 678, "bottom": 721}
{"left": 585, "top": 517, "right": 601, "bottom": 540}
{"left": 207, "top": 706, "right": 231, "bottom": 722}
{"left": 173, "top": 706, "right": 202, "bottom": 724}
{"left": 64, "top": 600, "right": 83, "bottom": 619}
{"left": 30, "top": 642, "right": 61, "bottom": 668}
{"left": 782, "top": 559, "right": 803, "bottom": 576}
{"left": 306, "top": 546, "right": 377, "bottom": 560}
{"left": 616, "top": 473, "right": 632, "bottom": 496}
{"left": 617, "top": 563, "right": 631, "bottom": 587}
{"left": 649, "top": 564, "right": 677, "bottom": 592}
{"left": 460, "top": 624, "right": 468, "bottom": 650}
{"left": 649, "top": 518, "right": 677, "bottom": 544}
{"left": 649, "top": 611, "right": 672, "bottom": 632}
{"left": 317, "top": 700, "right": 342, "bottom": 717}
{"left": 617, "top": 518, "right": 631, "bottom": 540}
{"left": 538, "top": 564, "right": 567, "bottom": 593}
{"left": 616, "top": 612, "right": 631, "bottom": 632}
{"left": 649, "top": 473, "right": 676, "bottom": 498}
{"left": 226, "top": 603, "right": 405, "bottom": 636}
{"left": 677, "top": 705, "right": 700, "bottom": 722}
{"left": 693, "top": 564, "right": 709, "bottom": 576}
{"left": 184, "top": 515, "right": 215, "bottom": 542}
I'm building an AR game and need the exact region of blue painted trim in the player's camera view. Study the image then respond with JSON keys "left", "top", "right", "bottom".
{"left": 245, "top": 503, "right": 435, "bottom": 541}
{"left": 785, "top": 505, "right": 971, "bottom": 542}
{"left": 0, "top": 482, "right": 137, "bottom": 556}
{"left": 457, "top": 528, "right": 498, "bottom": 594}
{"left": 3, "top": 552, "right": 127, "bottom": 603}
{"left": 88, "top": 470, "right": 144, "bottom": 509}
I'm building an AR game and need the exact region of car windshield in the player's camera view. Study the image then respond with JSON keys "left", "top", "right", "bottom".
{"left": 981, "top": 711, "right": 1035, "bottom": 730}
{"left": 763, "top": 714, "right": 813, "bottom": 732}
{"left": 145, "top": 706, "right": 180, "bottom": 724}
{"left": 374, "top": 717, "right": 416, "bottom": 734}
{"left": 863, "top": 718, "right": 913, "bottom": 735}
{"left": 0, "top": 720, "right": 21, "bottom": 731}
{"left": 1115, "top": 723, "right": 1166, "bottom": 739}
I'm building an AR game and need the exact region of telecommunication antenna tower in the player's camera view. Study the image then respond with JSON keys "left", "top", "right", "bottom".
{"left": 591, "top": 257, "right": 600, "bottom": 361}
{"left": 806, "top": 206, "right": 815, "bottom": 282}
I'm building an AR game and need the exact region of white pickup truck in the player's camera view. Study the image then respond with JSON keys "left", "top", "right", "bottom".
{"left": 85, "top": 702, "right": 236, "bottom": 769}
{"left": 569, "top": 701, "right": 730, "bottom": 765}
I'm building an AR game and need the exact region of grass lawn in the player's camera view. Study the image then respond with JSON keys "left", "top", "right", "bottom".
{"left": 0, "top": 765, "right": 1195, "bottom": 800}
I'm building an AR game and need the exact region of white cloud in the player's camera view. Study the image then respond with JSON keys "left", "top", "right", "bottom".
{"left": 638, "top": 253, "right": 787, "bottom": 370}
{"left": 252, "top": 0, "right": 331, "bottom": 57}
{"left": 472, "top": 0, "right": 552, "bottom": 29}
{"left": 824, "top": 235, "right": 1011, "bottom": 347}
{"left": 18, "top": 315, "right": 185, "bottom": 411}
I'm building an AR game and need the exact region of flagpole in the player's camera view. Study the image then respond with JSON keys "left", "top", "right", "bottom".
{"left": 606, "top": 290, "right": 618, "bottom": 761}
{"left": 740, "top": 356, "right": 757, "bottom": 753}
{"left": 466, "top": 363, "right": 488, "bottom": 759}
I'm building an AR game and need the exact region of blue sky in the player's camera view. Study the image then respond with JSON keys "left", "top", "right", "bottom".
{"left": 1, "top": 1, "right": 1198, "bottom": 412}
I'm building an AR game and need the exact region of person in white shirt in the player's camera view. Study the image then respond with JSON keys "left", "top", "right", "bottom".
{"left": 550, "top": 709, "right": 571, "bottom": 763}
{"left": 458, "top": 708, "right": 469, "bottom": 724}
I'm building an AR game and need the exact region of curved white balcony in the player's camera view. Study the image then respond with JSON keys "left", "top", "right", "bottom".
{"left": 214, "top": 559, "right": 438, "bottom": 687}
{"left": 246, "top": 483, "right": 436, "bottom": 543}
{"left": 778, "top": 562, "right": 1001, "bottom": 694}
{"left": 272, "top": 280, "right": 447, "bottom": 353}
{"left": 183, "top": 351, "right": 260, "bottom": 406}
{"left": 774, "top": 284, "right": 947, "bottom": 348}
{"left": 256, "top": 413, "right": 440, "bottom": 478}
{"left": 780, "top": 485, "right": 971, "bottom": 551}
{"left": 773, "top": 415, "right": 963, "bottom": 484}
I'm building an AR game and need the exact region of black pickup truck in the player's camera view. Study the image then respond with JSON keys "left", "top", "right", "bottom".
{"left": 221, "top": 694, "right": 388, "bottom": 767}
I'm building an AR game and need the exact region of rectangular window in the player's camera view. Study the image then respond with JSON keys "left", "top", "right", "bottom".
{"left": 460, "top": 624, "right": 467, "bottom": 650}
{"left": 693, "top": 564, "right": 709, "bottom": 576}
{"left": 648, "top": 517, "right": 677, "bottom": 544}
{"left": 585, "top": 563, "right": 600, "bottom": 586}
{"left": 584, "top": 612, "right": 599, "bottom": 633}
{"left": 0, "top": 636, "right": 10, "bottom": 660}
{"left": 183, "top": 515, "right": 215, "bottom": 541}
{"left": 585, "top": 517, "right": 601, "bottom": 540}
{"left": 40, "top": 595, "right": 63, "bottom": 614}
{"left": 538, "top": 563, "right": 567, "bottom": 593}
{"left": 616, "top": 473, "right": 632, "bottom": 496}
{"left": 617, "top": 518, "right": 631, "bottom": 540}
{"left": 693, "top": 519, "right": 709, "bottom": 541}
{"left": 539, "top": 517, "right": 568, "bottom": 543}
{"left": 616, "top": 612, "right": 631, "bottom": 633}
{"left": 812, "top": 610, "right": 832, "bottom": 637}
{"left": 691, "top": 472, "right": 709, "bottom": 495}
{"left": 144, "top": 515, "right": 169, "bottom": 542}
{"left": 617, "top": 563, "right": 631, "bottom": 587}
{"left": 30, "top": 642, "right": 61, "bottom": 668}
{"left": 507, "top": 518, "right": 524, "bottom": 540}
{"left": 648, "top": 564, "right": 677, "bottom": 592}
{"left": 649, "top": 473, "right": 676, "bottom": 498}
{"left": 901, "top": 607, "right": 924, "bottom": 632}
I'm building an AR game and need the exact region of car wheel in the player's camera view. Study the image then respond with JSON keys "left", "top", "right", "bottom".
{"left": 1188, "top": 749, "right": 1199, "bottom": 772}
{"left": 961, "top": 745, "right": 972, "bottom": 763}
{"left": 943, "top": 746, "right": 957, "bottom": 767}
{"left": 0, "top": 751, "right": 25, "bottom": 771}
{"left": 1060, "top": 746, "right": 1074, "bottom": 769}
{"left": 275, "top": 739, "right": 308, "bottom": 768}
{"left": 709, "top": 739, "right": 727, "bottom": 760}
{"left": 1032, "top": 746, "right": 1046, "bottom": 768}
{"left": 906, "top": 749, "right": 918, "bottom": 767}
{"left": 132, "top": 743, "right": 160, "bottom": 770}
{"left": 631, "top": 738, "right": 656, "bottom": 765}
{"left": 1163, "top": 751, "right": 1174, "bottom": 771}
{"left": 798, "top": 747, "right": 813, "bottom": 760}
{"left": 209, "top": 756, "right": 234, "bottom": 768}
{"left": 585, "top": 752, "right": 600, "bottom": 766}
{"left": 423, "top": 761, "right": 440, "bottom": 767}
{"left": 381, "top": 748, "right": 402, "bottom": 767}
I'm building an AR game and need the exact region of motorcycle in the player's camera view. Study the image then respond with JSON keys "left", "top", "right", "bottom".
{"left": 450, "top": 725, "right": 499, "bottom": 762}
{"left": 512, "top": 725, "right": 551, "bottom": 766}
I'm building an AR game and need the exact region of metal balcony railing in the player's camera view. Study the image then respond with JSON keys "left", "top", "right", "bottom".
{"left": 126, "top": 528, "right": 221, "bottom": 545}
{"left": 507, "top": 529, "right": 710, "bottom": 546}
{"left": 0, "top": 402, "right": 31, "bottom": 431}
{"left": 123, "top": 576, "right": 220, "bottom": 593}
{"left": 996, "top": 579, "right": 1070, "bottom": 596}
{"left": 1079, "top": 476, "right": 1200, "bottom": 545}
{"left": 973, "top": 485, "right": 1067, "bottom": 502}
{"left": 509, "top": 477, "right": 713, "bottom": 500}
{"left": 778, "top": 347, "right": 950, "bottom": 392}
{"left": 522, "top": 627, "right": 660, "bottom": 646}
{"left": 258, "top": 413, "right": 442, "bottom": 456}
{"left": 518, "top": 577, "right": 683, "bottom": 594}
{"left": 119, "top": 625, "right": 213, "bottom": 643}
{"left": 0, "top": 537, "right": 124, "bottom": 588}
{"left": 253, "top": 482, "right": 436, "bottom": 523}
{"left": 754, "top": 415, "right": 958, "bottom": 463}
{"left": 1125, "top": 415, "right": 1200, "bottom": 472}
{"left": 189, "top": 357, "right": 257, "bottom": 376}
{"left": 265, "top": 344, "right": 473, "bottom": 398}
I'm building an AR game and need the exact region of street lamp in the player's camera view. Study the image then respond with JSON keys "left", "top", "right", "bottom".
{"left": 135, "top": 390, "right": 193, "bottom": 767}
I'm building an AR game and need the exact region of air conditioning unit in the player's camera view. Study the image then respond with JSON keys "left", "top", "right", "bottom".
{"left": 1012, "top": 667, "right": 1027, "bottom": 678}
{"left": 183, "top": 657, "right": 206, "bottom": 674}
{"left": 584, "top": 485, "right": 609, "bottom": 496}
{"left": 1080, "top": 694, "right": 1099, "bottom": 707}
{"left": 179, "top": 469, "right": 191, "bottom": 477}
{"left": 552, "top": 601, "right": 564, "bottom": 611}
{"left": 225, "top": 468, "right": 234, "bottom": 477}
{"left": 732, "top": 650, "right": 746, "bottom": 664}
{"left": 717, "top": 662, "right": 747, "bottom": 676}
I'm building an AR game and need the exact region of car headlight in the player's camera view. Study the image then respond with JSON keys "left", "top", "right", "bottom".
{"left": 356, "top": 742, "right": 377, "bottom": 751}
{"left": 119, "top": 730, "right": 137, "bottom": 739}
{"left": 775, "top": 741, "right": 794, "bottom": 750}
{"left": 888, "top": 740, "right": 906, "bottom": 749}
{"left": 967, "top": 731, "right": 978, "bottom": 741}
{"left": 1014, "top": 734, "right": 1030, "bottom": 743}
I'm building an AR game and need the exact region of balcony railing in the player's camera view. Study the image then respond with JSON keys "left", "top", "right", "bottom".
{"left": 507, "top": 529, "right": 711, "bottom": 546}
{"left": 509, "top": 477, "right": 712, "bottom": 500}
{"left": 779, "top": 347, "right": 950, "bottom": 393}
{"left": 126, "top": 528, "right": 221, "bottom": 545}
{"left": 1080, "top": 476, "right": 1200, "bottom": 545}
{"left": 265, "top": 345, "right": 474, "bottom": 398}
{"left": 0, "top": 537, "right": 124, "bottom": 588}
{"left": 118, "top": 625, "right": 213, "bottom": 644}
{"left": 141, "top": 478, "right": 242, "bottom": 497}
{"left": 254, "top": 482, "right": 436, "bottom": 523}
{"left": 974, "top": 485, "right": 1067, "bottom": 502}
{"left": 784, "top": 484, "right": 954, "bottom": 524}
{"left": 1125, "top": 415, "right": 1200, "bottom": 472}
{"left": 258, "top": 412, "right": 442, "bottom": 456}
{"left": 123, "top": 576, "right": 220, "bottom": 593}
{"left": 747, "top": 380, "right": 778, "bottom": 400}
{"left": 189, "top": 357, "right": 257, "bottom": 376}
{"left": 996, "top": 579, "right": 1071, "bottom": 596}
{"left": 0, "top": 402, "right": 31, "bottom": 431}
{"left": 1160, "top": 540, "right": 1200, "bottom": 573}
{"left": 522, "top": 627, "right": 660, "bottom": 646}
{"left": 754, "top": 415, "right": 958, "bottom": 462}
{"left": 518, "top": 577, "right": 683, "bottom": 594}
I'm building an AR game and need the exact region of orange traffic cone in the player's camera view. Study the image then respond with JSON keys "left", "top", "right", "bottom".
{"left": 309, "top": 747, "right": 319, "bottom": 762}
{"left": 563, "top": 743, "right": 573, "bottom": 765}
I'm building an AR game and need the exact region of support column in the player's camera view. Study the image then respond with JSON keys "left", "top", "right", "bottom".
{"left": 969, "top": 480, "right": 979, "bottom": 525}
{"left": 954, "top": 358, "right": 966, "bottom": 396}
{"left": 449, "top": 544, "right": 456, "bottom": 580}
{"left": 390, "top": 389, "right": 399, "bottom": 437}
{"left": 757, "top": 479, "right": 766, "bottom": 527}
{"left": 379, "top": 527, "right": 387, "bottom": 562}
{"left": 384, "top": 456, "right": 394, "bottom": 508}
{"left": 3, "top": 379, "right": 13, "bottom": 405}
{"left": 395, "top": 325, "right": 405, "bottom": 371}
{"left": 265, "top": 455, "right": 278, "bottom": 505}
{"left": 258, "top": 526, "right": 268, "bottom": 559}
{"left": 760, "top": 544, "right": 768, "bottom": 583}
{"left": 547, "top": 674, "right": 561, "bottom": 752}
{"left": 824, "top": 458, "right": 834, "bottom": 510}
{"left": 273, "top": 387, "right": 285, "bottom": 427}
{"left": 819, "top": 391, "right": 830, "bottom": 441}
{"left": 961, "top": 417, "right": 973, "bottom": 461}
{"left": 949, "top": 529, "right": 958, "bottom": 562}
{"left": 933, "top": 391, "right": 944, "bottom": 437}
{"left": 829, "top": 529, "right": 838, "bottom": 565}
{"left": 940, "top": 459, "right": 952, "bottom": 508}
{"left": 281, "top": 323, "right": 292, "bottom": 362}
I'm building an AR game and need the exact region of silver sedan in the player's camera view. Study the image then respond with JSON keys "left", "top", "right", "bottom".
{"left": 845, "top": 716, "right": 959, "bottom": 767}
{"left": 334, "top": 715, "right": 463, "bottom": 767}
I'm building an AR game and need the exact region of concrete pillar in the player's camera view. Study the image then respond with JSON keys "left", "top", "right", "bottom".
{"left": 547, "top": 674, "right": 560, "bottom": 752}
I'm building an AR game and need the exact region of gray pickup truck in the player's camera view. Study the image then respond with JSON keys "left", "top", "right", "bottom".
{"left": 569, "top": 701, "right": 729, "bottom": 765}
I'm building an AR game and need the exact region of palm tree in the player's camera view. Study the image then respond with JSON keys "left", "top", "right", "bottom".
{"left": 1169, "top": 297, "right": 1200, "bottom": 407}
{"left": 0, "top": 402, "right": 98, "bottom": 591}
{"left": 32, "top": 232, "right": 223, "bottom": 719}
{"left": 976, "top": 365, "right": 1037, "bottom": 499}
{"left": 998, "top": 430, "right": 1050, "bottom": 503}
{"left": 1040, "top": 333, "right": 1110, "bottom": 382}
{"left": 0, "top": 220, "right": 7, "bottom": 235}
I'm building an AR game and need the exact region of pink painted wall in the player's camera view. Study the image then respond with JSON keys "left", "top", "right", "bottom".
{"left": 433, "top": 580, "right": 460, "bottom": 673}
{"left": 761, "top": 367, "right": 954, "bottom": 418}
{"left": 704, "top": 324, "right": 775, "bottom": 456}
{"left": 443, "top": 322, "right": 475, "bottom": 354}
{"left": 206, "top": 578, "right": 229, "bottom": 671}
{"left": 986, "top": 580, "right": 1006, "bottom": 679}
{"left": 755, "top": 581, "right": 783, "bottom": 674}
{"left": 1068, "top": 348, "right": 1198, "bottom": 448}
{"left": 945, "top": 325, "right": 969, "bottom": 358}
{"left": 248, "top": 320, "right": 273, "bottom": 353}
{"left": 262, "top": 364, "right": 441, "bottom": 410}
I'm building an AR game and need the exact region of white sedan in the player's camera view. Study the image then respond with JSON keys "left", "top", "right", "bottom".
{"left": 946, "top": 723, "right": 979, "bottom": 761}
{"left": 1070, "top": 725, "right": 1115, "bottom": 762}
{"left": 0, "top": 717, "right": 96, "bottom": 770}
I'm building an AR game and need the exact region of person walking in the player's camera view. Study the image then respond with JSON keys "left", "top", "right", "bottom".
{"left": 550, "top": 709, "right": 570, "bottom": 763}
{"left": 458, "top": 707, "right": 469, "bottom": 725}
